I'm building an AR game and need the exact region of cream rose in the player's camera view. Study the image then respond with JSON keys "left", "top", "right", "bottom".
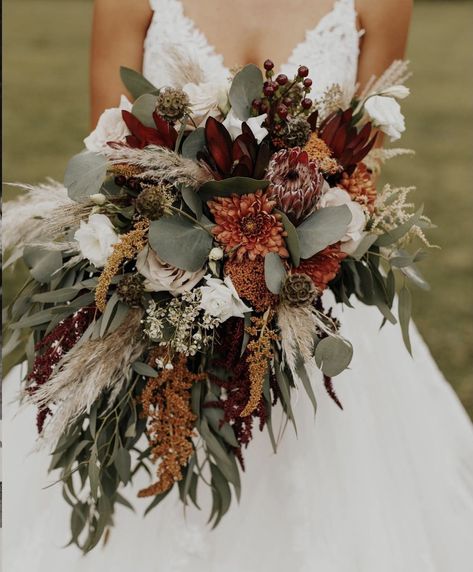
{"left": 318, "top": 187, "right": 368, "bottom": 254}
{"left": 136, "top": 246, "right": 206, "bottom": 295}
{"left": 74, "top": 214, "right": 119, "bottom": 268}
{"left": 199, "top": 275, "right": 252, "bottom": 322}
{"left": 84, "top": 95, "right": 133, "bottom": 153}
{"left": 364, "top": 95, "right": 406, "bottom": 141}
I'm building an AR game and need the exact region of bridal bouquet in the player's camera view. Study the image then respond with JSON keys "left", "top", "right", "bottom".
{"left": 3, "top": 58, "right": 434, "bottom": 551}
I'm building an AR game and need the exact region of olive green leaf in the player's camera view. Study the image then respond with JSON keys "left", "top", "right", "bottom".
{"left": 398, "top": 285, "right": 412, "bottom": 355}
{"left": 199, "top": 177, "right": 270, "bottom": 202}
{"left": 264, "top": 252, "right": 286, "bottom": 294}
{"left": 297, "top": 205, "right": 352, "bottom": 259}
{"left": 120, "top": 66, "right": 159, "bottom": 99}
{"left": 314, "top": 336, "right": 353, "bottom": 377}
{"left": 132, "top": 93, "right": 159, "bottom": 127}
{"left": 64, "top": 151, "right": 108, "bottom": 203}
{"left": 229, "top": 64, "right": 264, "bottom": 120}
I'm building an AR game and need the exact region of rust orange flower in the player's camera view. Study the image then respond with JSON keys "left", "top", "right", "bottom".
{"left": 208, "top": 190, "right": 289, "bottom": 261}
{"left": 338, "top": 163, "right": 377, "bottom": 213}
{"left": 296, "top": 243, "right": 347, "bottom": 292}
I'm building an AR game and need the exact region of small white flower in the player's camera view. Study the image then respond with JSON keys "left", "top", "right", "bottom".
{"left": 73, "top": 214, "right": 119, "bottom": 268}
{"left": 364, "top": 95, "right": 406, "bottom": 141}
{"left": 165, "top": 363, "right": 174, "bottom": 371}
{"left": 90, "top": 193, "right": 107, "bottom": 206}
{"left": 183, "top": 80, "right": 230, "bottom": 123}
{"left": 222, "top": 109, "right": 268, "bottom": 143}
{"left": 209, "top": 247, "right": 224, "bottom": 261}
{"left": 84, "top": 95, "right": 133, "bottom": 153}
{"left": 378, "top": 85, "right": 410, "bottom": 100}
{"left": 318, "top": 187, "right": 368, "bottom": 252}
{"left": 199, "top": 275, "right": 252, "bottom": 322}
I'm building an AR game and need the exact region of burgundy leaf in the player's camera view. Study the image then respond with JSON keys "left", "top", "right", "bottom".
{"left": 205, "top": 117, "right": 233, "bottom": 175}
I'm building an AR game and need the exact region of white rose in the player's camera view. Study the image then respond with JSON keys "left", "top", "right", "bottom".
{"left": 378, "top": 85, "right": 410, "bottom": 100}
{"left": 199, "top": 275, "right": 252, "bottom": 322}
{"left": 364, "top": 95, "right": 406, "bottom": 141}
{"left": 74, "top": 214, "right": 119, "bottom": 268}
{"left": 84, "top": 95, "right": 133, "bottom": 153}
{"left": 222, "top": 109, "right": 268, "bottom": 143}
{"left": 183, "top": 80, "right": 230, "bottom": 123}
{"left": 318, "top": 187, "right": 368, "bottom": 253}
{"left": 136, "top": 246, "right": 206, "bottom": 295}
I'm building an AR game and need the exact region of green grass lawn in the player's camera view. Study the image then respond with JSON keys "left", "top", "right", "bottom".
{"left": 3, "top": 0, "right": 473, "bottom": 415}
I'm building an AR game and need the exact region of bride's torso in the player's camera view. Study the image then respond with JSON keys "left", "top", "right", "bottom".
{"left": 143, "top": 0, "right": 362, "bottom": 100}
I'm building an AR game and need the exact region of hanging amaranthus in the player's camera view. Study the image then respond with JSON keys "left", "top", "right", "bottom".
{"left": 138, "top": 354, "right": 205, "bottom": 497}
{"left": 95, "top": 219, "right": 149, "bottom": 311}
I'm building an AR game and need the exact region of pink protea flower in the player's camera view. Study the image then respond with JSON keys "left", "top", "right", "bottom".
{"left": 208, "top": 190, "right": 289, "bottom": 261}
{"left": 265, "top": 147, "right": 324, "bottom": 225}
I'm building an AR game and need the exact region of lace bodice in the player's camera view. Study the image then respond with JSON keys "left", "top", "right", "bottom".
{"left": 143, "top": 0, "right": 362, "bottom": 101}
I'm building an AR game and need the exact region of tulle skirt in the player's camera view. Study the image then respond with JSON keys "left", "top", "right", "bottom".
{"left": 4, "top": 295, "right": 473, "bottom": 572}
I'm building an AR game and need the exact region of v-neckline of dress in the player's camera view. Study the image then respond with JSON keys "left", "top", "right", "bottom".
{"left": 171, "top": 0, "right": 353, "bottom": 74}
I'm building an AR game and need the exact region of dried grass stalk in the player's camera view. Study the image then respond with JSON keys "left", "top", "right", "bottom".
{"left": 105, "top": 146, "right": 211, "bottom": 189}
{"left": 360, "top": 60, "right": 411, "bottom": 99}
{"left": 29, "top": 309, "right": 145, "bottom": 445}
{"left": 277, "top": 304, "right": 319, "bottom": 372}
{"left": 162, "top": 44, "right": 205, "bottom": 87}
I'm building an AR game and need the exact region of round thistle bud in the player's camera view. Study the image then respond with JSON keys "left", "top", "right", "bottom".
{"left": 116, "top": 274, "right": 145, "bottom": 307}
{"left": 135, "top": 185, "right": 172, "bottom": 220}
{"left": 281, "top": 273, "right": 318, "bottom": 307}
{"left": 297, "top": 65, "right": 309, "bottom": 78}
{"left": 283, "top": 117, "right": 311, "bottom": 148}
{"left": 155, "top": 87, "right": 190, "bottom": 122}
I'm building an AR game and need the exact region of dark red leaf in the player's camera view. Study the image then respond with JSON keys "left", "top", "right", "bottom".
{"left": 205, "top": 117, "right": 233, "bottom": 175}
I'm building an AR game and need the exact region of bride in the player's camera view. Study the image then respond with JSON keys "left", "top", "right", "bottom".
{"left": 4, "top": 0, "right": 473, "bottom": 570}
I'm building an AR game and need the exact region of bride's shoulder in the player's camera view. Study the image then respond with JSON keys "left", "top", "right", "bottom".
{"left": 357, "top": 0, "right": 413, "bottom": 27}
{"left": 93, "top": 0, "right": 153, "bottom": 25}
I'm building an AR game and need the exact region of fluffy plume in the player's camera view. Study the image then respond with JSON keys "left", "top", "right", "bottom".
{"left": 364, "top": 147, "right": 415, "bottom": 175}
{"left": 360, "top": 60, "right": 412, "bottom": 99}
{"left": 159, "top": 44, "right": 205, "bottom": 88}
{"left": 2, "top": 180, "right": 82, "bottom": 264}
{"left": 105, "top": 146, "right": 211, "bottom": 189}
{"left": 277, "top": 304, "right": 319, "bottom": 372}
{"left": 29, "top": 309, "right": 145, "bottom": 445}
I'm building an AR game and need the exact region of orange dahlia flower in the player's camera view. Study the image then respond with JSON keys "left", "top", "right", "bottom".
{"left": 296, "top": 243, "right": 347, "bottom": 292}
{"left": 338, "top": 164, "right": 377, "bottom": 213}
{"left": 208, "top": 190, "right": 289, "bottom": 261}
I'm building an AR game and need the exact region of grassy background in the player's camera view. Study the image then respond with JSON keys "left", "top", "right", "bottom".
{"left": 3, "top": 0, "right": 473, "bottom": 415}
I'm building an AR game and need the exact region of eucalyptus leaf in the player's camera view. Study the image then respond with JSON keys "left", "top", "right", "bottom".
{"left": 120, "top": 66, "right": 159, "bottom": 99}
{"left": 400, "top": 264, "right": 430, "bottom": 291}
{"left": 132, "top": 93, "right": 159, "bottom": 127}
{"left": 199, "top": 177, "right": 270, "bottom": 202}
{"left": 297, "top": 205, "right": 352, "bottom": 259}
{"left": 132, "top": 361, "right": 159, "bottom": 378}
{"left": 181, "top": 187, "right": 203, "bottom": 219}
{"left": 314, "top": 336, "right": 353, "bottom": 377}
{"left": 295, "top": 356, "right": 317, "bottom": 416}
{"left": 277, "top": 210, "right": 300, "bottom": 267}
{"left": 144, "top": 489, "right": 171, "bottom": 516}
{"left": 115, "top": 447, "right": 132, "bottom": 485}
{"left": 32, "top": 287, "right": 78, "bottom": 303}
{"left": 181, "top": 127, "right": 206, "bottom": 160}
{"left": 64, "top": 151, "right": 108, "bottom": 203}
{"left": 229, "top": 64, "right": 264, "bottom": 120}
{"left": 398, "top": 286, "right": 412, "bottom": 355}
{"left": 148, "top": 214, "right": 213, "bottom": 272}
{"left": 264, "top": 252, "right": 286, "bottom": 294}
{"left": 23, "top": 246, "right": 62, "bottom": 284}
{"left": 350, "top": 233, "right": 378, "bottom": 260}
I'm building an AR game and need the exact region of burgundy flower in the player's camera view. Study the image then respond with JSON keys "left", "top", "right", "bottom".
{"left": 265, "top": 147, "right": 324, "bottom": 225}
{"left": 121, "top": 110, "right": 178, "bottom": 149}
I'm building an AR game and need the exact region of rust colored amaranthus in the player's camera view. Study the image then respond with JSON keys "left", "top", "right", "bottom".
{"left": 95, "top": 219, "right": 149, "bottom": 312}
{"left": 338, "top": 163, "right": 377, "bottom": 213}
{"left": 138, "top": 354, "right": 205, "bottom": 497}
{"left": 296, "top": 243, "right": 347, "bottom": 292}
{"left": 208, "top": 190, "right": 289, "bottom": 262}
{"left": 224, "top": 257, "right": 277, "bottom": 313}
{"left": 240, "top": 313, "right": 279, "bottom": 417}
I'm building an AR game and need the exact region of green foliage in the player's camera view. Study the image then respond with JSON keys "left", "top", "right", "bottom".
{"left": 297, "top": 205, "right": 352, "bottom": 258}
{"left": 228, "top": 64, "right": 264, "bottom": 120}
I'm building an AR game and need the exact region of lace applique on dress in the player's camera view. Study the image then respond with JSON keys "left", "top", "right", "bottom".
{"left": 144, "top": 0, "right": 361, "bottom": 102}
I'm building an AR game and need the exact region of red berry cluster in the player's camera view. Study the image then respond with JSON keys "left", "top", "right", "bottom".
{"left": 252, "top": 59, "right": 314, "bottom": 145}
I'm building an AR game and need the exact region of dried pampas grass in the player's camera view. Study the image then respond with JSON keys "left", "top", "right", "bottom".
{"left": 277, "top": 304, "right": 319, "bottom": 373}
{"left": 30, "top": 309, "right": 145, "bottom": 446}
{"left": 360, "top": 60, "right": 411, "bottom": 99}
{"left": 364, "top": 147, "right": 415, "bottom": 175}
{"left": 161, "top": 44, "right": 205, "bottom": 87}
{"left": 105, "top": 146, "right": 211, "bottom": 189}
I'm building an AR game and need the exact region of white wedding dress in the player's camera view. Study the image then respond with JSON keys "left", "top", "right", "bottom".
{"left": 3, "top": 1, "right": 473, "bottom": 570}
